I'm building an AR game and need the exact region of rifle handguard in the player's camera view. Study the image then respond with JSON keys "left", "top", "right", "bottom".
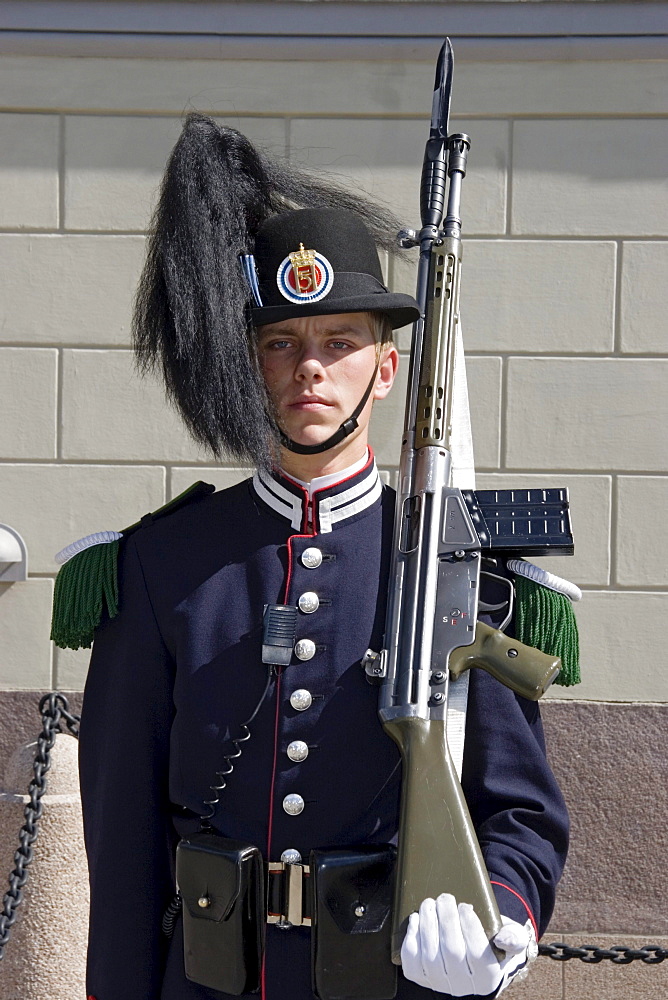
{"left": 448, "top": 622, "right": 560, "bottom": 701}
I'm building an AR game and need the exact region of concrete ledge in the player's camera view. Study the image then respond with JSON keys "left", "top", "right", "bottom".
{"left": 3, "top": 2, "right": 668, "bottom": 38}
{"left": 2, "top": 0, "right": 667, "bottom": 61}
{"left": 2, "top": 33, "right": 667, "bottom": 62}
{"left": 544, "top": 702, "right": 668, "bottom": 936}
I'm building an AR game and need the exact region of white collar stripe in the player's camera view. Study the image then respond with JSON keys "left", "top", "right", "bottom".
{"left": 258, "top": 466, "right": 304, "bottom": 508}
{"left": 252, "top": 463, "right": 381, "bottom": 533}
{"left": 253, "top": 472, "right": 302, "bottom": 529}
{"left": 323, "top": 465, "right": 379, "bottom": 511}
{"left": 327, "top": 476, "right": 383, "bottom": 528}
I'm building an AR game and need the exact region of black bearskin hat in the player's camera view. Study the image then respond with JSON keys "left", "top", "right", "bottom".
{"left": 132, "top": 114, "right": 419, "bottom": 468}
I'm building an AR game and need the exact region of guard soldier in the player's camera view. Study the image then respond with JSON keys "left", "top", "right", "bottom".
{"left": 54, "top": 116, "right": 569, "bottom": 1000}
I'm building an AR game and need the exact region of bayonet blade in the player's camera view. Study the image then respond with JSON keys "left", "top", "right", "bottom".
{"left": 431, "top": 37, "right": 453, "bottom": 140}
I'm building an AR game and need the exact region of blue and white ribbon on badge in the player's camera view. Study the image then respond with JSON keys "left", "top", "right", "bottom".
{"left": 276, "top": 244, "right": 334, "bottom": 304}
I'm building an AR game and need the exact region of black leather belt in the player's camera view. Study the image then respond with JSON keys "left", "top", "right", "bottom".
{"left": 266, "top": 861, "right": 313, "bottom": 927}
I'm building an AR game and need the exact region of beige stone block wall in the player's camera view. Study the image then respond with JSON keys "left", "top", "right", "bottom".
{"left": 620, "top": 241, "right": 668, "bottom": 353}
{"left": 0, "top": 51, "right": 665, "bottom": 708}
{"left": 461, "top": 241, "right": 616, "bottom": 353}
{"left": 290, "top": 117, "right": 509, "bottom": 234}
{"left": 505, "top": 359, "right": 668, "bottom": 472}
{"left": 0, "top": 581, "right": 53, "bottom": 688}
{"left": 0, "top": 234, "right": 145, "bottom": 345}
{"left": 64, "top": 115, "right": 287, "bottom": 232}
{"left": 617, "top": 477, "right": 668, "bottom": 586}
{"left": 0, "top": 113, "right": 59, "bottom": 228}
{"left": 3, "top": 56, "right": 668, "bottom": 117}
{"left": 0, "top": 348, "right": 57, "bottom": 458}
{"left": 512, "top": 120, "right": 668, "bottom": 236}
{"left": 60, "top": 348, "right": 205, "bottom": 461}
{"left": 551, "top": 591, "right": 668, "bottom": 702}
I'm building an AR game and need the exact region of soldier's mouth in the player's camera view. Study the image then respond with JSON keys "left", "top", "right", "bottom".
{"left": 288, "top": 396, "right": 333, "bottom": 409}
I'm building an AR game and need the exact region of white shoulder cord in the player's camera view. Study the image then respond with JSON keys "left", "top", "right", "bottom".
{"left": 507, "top": 558, "right": 582, "bottom": 603}
{"left": 55, "top": 530, "right": 122, "bottom": 565}
{"left": 446, "top": 321, "right": 475, "bottom": 780}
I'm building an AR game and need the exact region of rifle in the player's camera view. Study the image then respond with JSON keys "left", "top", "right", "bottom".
{"left": 366, "top": 39, "right": 574, "bottom": 962}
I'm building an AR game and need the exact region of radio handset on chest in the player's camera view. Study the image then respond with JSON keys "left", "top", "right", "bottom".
{"left": 261, "top": 603, "right": 299, "bottom": 666}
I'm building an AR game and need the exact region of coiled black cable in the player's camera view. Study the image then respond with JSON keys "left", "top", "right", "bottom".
{"left": 163, "top": 665, "right": 275, "bottom": 937}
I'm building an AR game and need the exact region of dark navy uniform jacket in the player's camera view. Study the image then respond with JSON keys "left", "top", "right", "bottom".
{"left": 79, "top": 454, "right": 569, "bottom": 1000}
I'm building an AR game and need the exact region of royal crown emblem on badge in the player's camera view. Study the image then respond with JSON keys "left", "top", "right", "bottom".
{"left": 277, "top": 243, "right": 334, "bottom": 303}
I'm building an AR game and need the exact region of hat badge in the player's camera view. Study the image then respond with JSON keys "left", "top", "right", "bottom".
{"left": 277, "top": 243, "right": 334, "bottom": 304}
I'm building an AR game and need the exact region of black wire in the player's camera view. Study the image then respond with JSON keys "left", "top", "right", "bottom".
{"left": 200, "top": 665, "right": 275, "bottom": 822}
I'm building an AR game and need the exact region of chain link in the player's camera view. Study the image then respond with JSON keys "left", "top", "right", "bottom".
{"left": 0, "top": 692, "right": 80, "bottom": 961}
{"left": 0, "top": 692, "right": 666, "bottom": 972}
{"left": 539, "top": 943, "right": 667, "bottom": 964}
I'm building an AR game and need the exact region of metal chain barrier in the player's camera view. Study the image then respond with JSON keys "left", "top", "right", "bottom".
{"left": 539, "top": 943, "right": 667, "bottom": 964}
{"left": 0, "top": 692, "right": 79, "bottom": 960}
{"left": 0, "top": 692, "right": 665, "bottom": 969}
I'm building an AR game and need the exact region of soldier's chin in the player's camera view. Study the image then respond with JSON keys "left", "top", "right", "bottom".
{"left": 281, "top": 418, "right": 337, "bottom": 448}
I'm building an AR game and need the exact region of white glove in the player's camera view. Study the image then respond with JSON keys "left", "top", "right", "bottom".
{"left": 401, "top": 893, "right": 537, "bottom": 997}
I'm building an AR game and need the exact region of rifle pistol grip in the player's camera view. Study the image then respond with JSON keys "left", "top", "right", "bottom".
{"left": 448, "top": 622, "right": 560, "bottom": 700}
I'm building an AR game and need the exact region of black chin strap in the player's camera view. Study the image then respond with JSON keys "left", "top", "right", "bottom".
{"left": 279, "top": 365, "right": 379, "bottom": 456}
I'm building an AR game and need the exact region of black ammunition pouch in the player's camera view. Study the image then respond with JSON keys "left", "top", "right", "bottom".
{"left": 310, "top": 845, "right": 397, "bottom": 1000}
{"left": 176, "top": 833, "right": 264, "bottom": 995}
{"left": 175, "top": 837, "right": 396, "bottom": 1000}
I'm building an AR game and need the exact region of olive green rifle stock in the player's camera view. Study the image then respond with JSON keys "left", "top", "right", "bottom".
{"left": 375, "top": 39, "right": 563, "bottom": 964}
{"left": 384, "top": 633, "right": 560, "bottom": 960}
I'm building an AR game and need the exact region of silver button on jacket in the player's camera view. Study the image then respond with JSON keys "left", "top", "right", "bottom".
{"left": 287, "top": 740, "right": 309, "bottom": 762}
{"left": 301, "top": 547, "right": 323, "bottom": 569}
{"left": 298, "top": 591, "right": 319, "bottom": 614}
{"left": 280, "top": 848, "right": 302, "bottom": 864}
{"left": 283, "top": 793, "right": 305, "bottom": 816}
{"left": 289, "top": 689, "right": 313, "bottom": 711}
{"left": 294, "top": 638, "right": 316, "bottom": 661}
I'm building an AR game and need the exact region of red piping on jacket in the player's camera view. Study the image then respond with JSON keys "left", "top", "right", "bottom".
{"left": 265, "top": 448, "right": 377, "bottom": 857}
{"left": 262, "top": 521, "right": 315, "bottom": 1000}
{"left": 265, "top": 522, "right": 316, "bottom": 859}
{"left": 261, "top": 448, "right": 376, "bottom": 1000}
{"left": 279, "top": 447, "right": 375, "bottom": 536}
{"left": 490, "top": 881, "right": 539, "bottom": 940}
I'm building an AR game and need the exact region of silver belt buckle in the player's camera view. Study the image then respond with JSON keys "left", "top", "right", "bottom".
{"left": 267, "top": 860, "right": 311, "bottom": 927}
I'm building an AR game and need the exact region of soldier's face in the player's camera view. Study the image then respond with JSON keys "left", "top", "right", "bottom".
{"left": 256, "top": 312, "right": 398, "bottom": 454}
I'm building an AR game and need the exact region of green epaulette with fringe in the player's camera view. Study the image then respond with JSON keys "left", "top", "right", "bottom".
{"left": 508, "top": 561, "right": 581, "bottom": 687}
{"left": 50, "top": 481, "right": 215, "bottom": 651}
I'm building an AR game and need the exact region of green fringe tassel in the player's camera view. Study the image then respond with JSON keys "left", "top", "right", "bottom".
{"left": 514, "top": 575, "right": 581, "bottom": 686}
{"left": 49, "top": 482, "right": 214, "bottom": 652}
{"left": 50, "top": 539, "right": 121, "bottom": 650}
